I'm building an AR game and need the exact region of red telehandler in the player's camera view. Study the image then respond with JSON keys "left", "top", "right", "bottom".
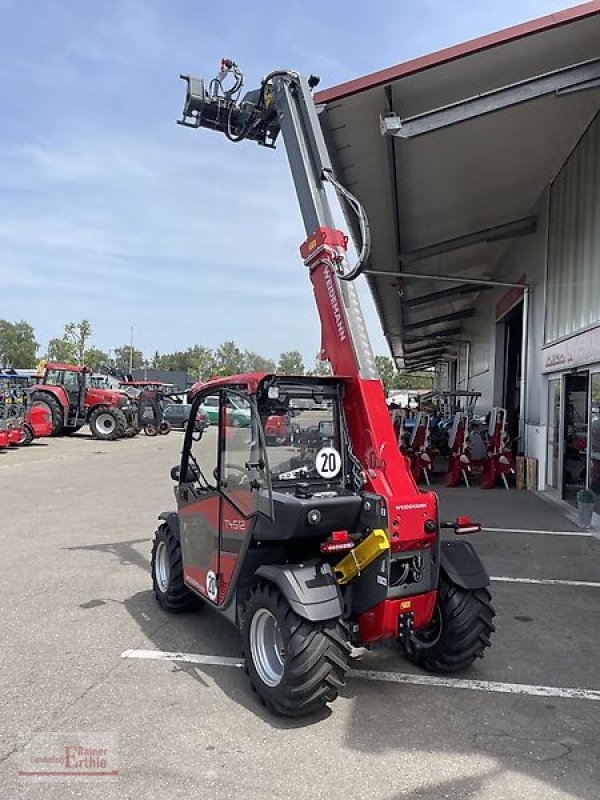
{"left": 150, "top": 61, "right": 495, "bottom": 716}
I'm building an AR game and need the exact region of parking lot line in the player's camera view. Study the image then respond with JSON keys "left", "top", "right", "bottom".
{"left": 483, "top": 527, "right": 594, "bottom": 537}
{"left": 121, "top": 649, "right": 244, "bottom": 667}
{"left": 490, "top": 575, "right": 600, "bottom": 588}
{"left": 121, "top": 649, "right": 600, "bottom": 702}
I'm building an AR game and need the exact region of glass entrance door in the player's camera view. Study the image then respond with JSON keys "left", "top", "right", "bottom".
{"left": 589, "top": 373, "right": 600, "bottom": 515}
{"left": 562, "top": 372, "right": 589, "bottom": 505}
{"left": 546, "top": 378, "right": 561, "bottom": 490}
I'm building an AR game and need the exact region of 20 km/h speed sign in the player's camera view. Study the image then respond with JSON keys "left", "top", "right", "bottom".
{"left": 315, "top": 447, "right": 342, "bottom": 478}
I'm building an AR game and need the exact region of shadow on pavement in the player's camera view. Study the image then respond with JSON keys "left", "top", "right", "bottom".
{"left": 123, "top": 589, "right": 330, "bottom": 729}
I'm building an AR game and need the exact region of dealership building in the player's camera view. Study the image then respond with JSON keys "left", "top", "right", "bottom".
{"left": 316, "top": 1, "right": 600, "bottom": 518}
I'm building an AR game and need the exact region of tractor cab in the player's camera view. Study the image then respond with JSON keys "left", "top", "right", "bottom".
{"left": 171, "top": 374, "right": 363, "bottom": 610}
{"left": 43, "top": 364, "right": 89, "bottom": 419}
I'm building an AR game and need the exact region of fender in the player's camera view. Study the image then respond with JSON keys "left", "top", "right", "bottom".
{"left": 158, "top": 511, "right": 180, "bottom": 542}
{"left": 256, "top": 562, "right": 343, "bottom": 622}
{"left": 440, "top": 540, "right": 489, "bottom": 590}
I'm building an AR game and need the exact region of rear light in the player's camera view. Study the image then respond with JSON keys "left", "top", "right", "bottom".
{"left": 320, "top": 531, "right": 355, "bottom": 554}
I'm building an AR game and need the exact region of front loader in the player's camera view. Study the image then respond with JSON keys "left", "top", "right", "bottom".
{"left": 150, "top": 61, "right": 495, "bottom": 716}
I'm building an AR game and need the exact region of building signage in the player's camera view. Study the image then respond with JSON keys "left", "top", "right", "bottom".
{"left": 542, "top": 324, "right": 600, "bottom": 373}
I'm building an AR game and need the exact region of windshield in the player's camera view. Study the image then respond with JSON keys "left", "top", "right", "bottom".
{"left": 258, "top": 393, "right": 344, "bottom": 486}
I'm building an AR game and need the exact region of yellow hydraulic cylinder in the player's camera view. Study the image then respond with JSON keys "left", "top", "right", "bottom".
{"left": 333, "top": 529, "right": 389, "bottom": 585}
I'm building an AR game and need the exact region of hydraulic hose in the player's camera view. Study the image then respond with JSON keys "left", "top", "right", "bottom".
{"left": 323, "top": 170, "right": 371, "bottom": 281}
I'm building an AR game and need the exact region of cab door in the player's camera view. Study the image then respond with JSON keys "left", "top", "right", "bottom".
{"left": 176, "top": 389, "right": 270, "bottom": 608}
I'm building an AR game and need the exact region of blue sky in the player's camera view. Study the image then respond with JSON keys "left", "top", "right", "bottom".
{"left": 0, "top": 0, "right": 572, "bottom": 363}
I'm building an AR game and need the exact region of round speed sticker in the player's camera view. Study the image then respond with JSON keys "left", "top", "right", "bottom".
{"left": 206, "top": 570, "right": 218, "bottom": 602}
{"left": 315, "top": 447, "right": 342, "bottom": 479}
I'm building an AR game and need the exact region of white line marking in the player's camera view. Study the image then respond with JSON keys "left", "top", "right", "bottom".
{"left": 483, "top": 527, "right": 593, "bottom": 537}
{"left": 491, "top": 575, "right": 600, "bottom": 588}
{"left": 349, "top": 670, "right": 600, "bottom": 701}
{"left": 121, "top": 649, "right": 600, "bottom": 702}
{"left": 121, "top": 649, "right": 244, "bottom": 668}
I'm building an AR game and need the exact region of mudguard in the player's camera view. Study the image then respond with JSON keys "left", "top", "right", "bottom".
{"left": 158, "top": 511, "right": 180, "bottom": 541}
{"left": 256, "top": 561, "right": 343, "bottom": 622}
{"left": 440, "top": 540, "right": 489, "bottom": 590}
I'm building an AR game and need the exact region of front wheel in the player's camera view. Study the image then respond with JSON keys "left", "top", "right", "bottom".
{"left": 151, "top": 523, "right": 200, "bottom": 613}
{"left": 88, "top": 407, "right": 126, "bottom": 441}
{"left": 242, "top": 583, "right": 350, "bottom": 717}
{"left": 404, "top": 578, "right": 495, "bottom": 672}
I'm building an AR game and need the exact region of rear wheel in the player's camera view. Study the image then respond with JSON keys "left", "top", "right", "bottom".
{"left": 242, "top": 582, "right": 350, "bottom": 717}
{"left": 144, "top": 424, "right": 158, "bottom": 437}
{"left": 158, "top": 420, "right": 171, "bottom": 435}
{"left": 404, "top": 577, "right": 495, "bottom": 672}
{"left": 88, "top": 407, "right": 127, "bottom": 441}
{"left": 151, "top": 523, "right": 200, "bottom": 612}
{"left": 30, "top": 392, "right": 63, "bottom": 435}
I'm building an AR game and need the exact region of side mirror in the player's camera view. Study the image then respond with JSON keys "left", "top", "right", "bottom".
{"left": 170, "top": 465, "right": 180, "bottom": 482}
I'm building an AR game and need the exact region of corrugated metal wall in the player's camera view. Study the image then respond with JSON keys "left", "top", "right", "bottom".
{"left": 546, "top": 112, "right": 600, "bottom": 344}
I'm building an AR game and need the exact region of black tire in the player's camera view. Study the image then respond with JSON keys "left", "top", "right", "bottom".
{"left": 242, "top": 582, "right": 350, "bottom": 717}
{"left": 151, "top": 523, "right": 200, "bottom": 612}
{"left": 88, "top": 406, "right": 127, "bottom": 441}
{"left": 404, "top": 578, "right": 495, "bottom": 673}
{"left": 30, "top": 391, "right": 63, "bottom": 435}
{"left": 144, "top": 424, "right": 158, "bottom": 437}
{"left": 158, "top": 420, "right": 171, "bottom": 436}
{"left": 19, "top": 425, "right": 34, "bottom": 446}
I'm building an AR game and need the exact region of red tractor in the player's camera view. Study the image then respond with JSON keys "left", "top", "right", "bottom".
{"left": 30, "top": 363, "right": 139, "bottom": 440}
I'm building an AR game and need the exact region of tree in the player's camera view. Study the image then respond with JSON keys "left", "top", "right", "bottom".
{"left": 309, "top": 353, "right": 331, "bottom": 376}
{"left": 47, "top": 337, "right": 76, "bottom": 364}
{"left": 47, "top": 320, "right": 92, "bottom": 365}
{"left": 213, "top": 340, "right": 245, "bottom": 376}
{"left": 244, "top": 351, "right": 276, "bottom": 373}
{"left": 152, "top": 345, "right": 216, "bottom": 379}
{"left": 83, "top": 347, "right": 110, "bottom": 371}
{"left": 277, "top": 350, "right": 305, "bottom": 375}
{"left": 375, "top": 355, "right": 433, "bottom": 394}
{"left": 0, "top": 320, "right": 38, "bottom": 367}
{"left": 114, "top": 344, "right": 144, "bottom": 372}
{"left": 375, "top": 355, "right": 397, "bottom": 395}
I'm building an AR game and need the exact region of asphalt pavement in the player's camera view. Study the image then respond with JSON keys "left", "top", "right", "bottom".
{"left": 1, "top": 432, "right": 599, "bottom": 800}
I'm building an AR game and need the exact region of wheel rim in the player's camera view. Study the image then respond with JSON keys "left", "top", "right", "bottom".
{"left": 96, "top": 413, "right": 116, "bottom": 434}
{"left": 155, "top": 541, "right": 170, "bottom": 593}
{"left": 250, "top": 608, "right": 285, "bottom": 687}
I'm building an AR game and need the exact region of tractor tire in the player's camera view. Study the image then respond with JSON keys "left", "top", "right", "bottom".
{"left": 124, "top": 423, "right": 141, "bottom": 438}
{"left": 30, "top": 392, "right": 63, "bottom": 435}
{"left": 19, "top": 425, "right": 34, "bottom": 446}
{"left": 242, "top": 582, "right": 350, "bottom": 717}
{"left": 404, "top": 578, "right": 495, "bottom": 673}
{"left": 158, "top": 420, "right": 171, "bottom": 436}
{"left": 88, "top": 407, "right": 127, "bottom": 441}
{"left": 151, "top": 523, "right": 200, "bottom": 613}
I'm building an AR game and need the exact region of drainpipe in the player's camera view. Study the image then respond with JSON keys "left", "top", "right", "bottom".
{"left": 520, "top": 287, "right": 530, "bottom": 457}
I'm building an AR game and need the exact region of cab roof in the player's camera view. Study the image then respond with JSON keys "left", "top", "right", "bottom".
{"left": 189, "top": 372, "right": 344, "bottom": 397}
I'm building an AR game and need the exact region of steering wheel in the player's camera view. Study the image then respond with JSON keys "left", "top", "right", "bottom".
{"left": 224, "top": 463, "right": 250, "bottom": 486}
